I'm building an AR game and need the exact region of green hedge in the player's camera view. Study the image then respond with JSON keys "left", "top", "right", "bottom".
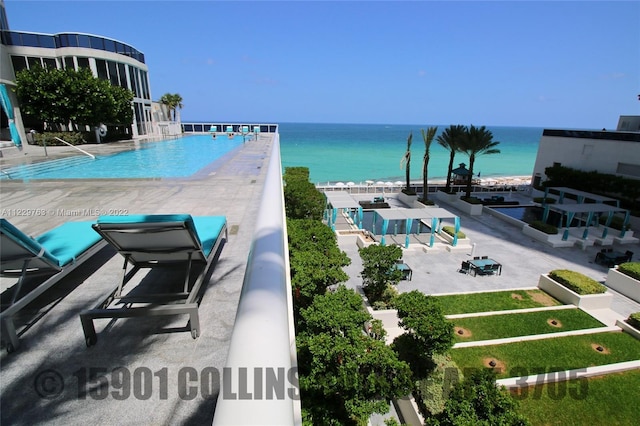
{"left": 533, "top": 197, "right": 556, "bottom": 204}
{"left": 626, "top": 312, "right": 640, "bottom": 330}
{"left": 549, "top": 269, "right": 607, "bottom": 295}
{"left": 33, "top": 131, "right": 85, "bottom": 146}
{"left": 442, "top": 225, "right": 466, "bottom": 239}
{"left": 617, "top": 262, "right": 640, "bottom": 281}
{"left": 530, "top": 220, "right": 558, "bottom": 234}
{"left": 598, "top": 215, "right": 631, "bottom": 231}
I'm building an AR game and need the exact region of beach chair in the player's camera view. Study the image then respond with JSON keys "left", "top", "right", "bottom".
{"left": 1, "top": 218, "right": 107, "bottom": 353}
{"left": 80, "top": 214, "right": 227, "bottom": 346}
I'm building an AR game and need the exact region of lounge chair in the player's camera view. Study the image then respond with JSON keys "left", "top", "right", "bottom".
{"left": 1, "top": 218, "right": 107, "bottom": 353}
{"left": 80, "top": 214, "right": 227, "bottom": 346}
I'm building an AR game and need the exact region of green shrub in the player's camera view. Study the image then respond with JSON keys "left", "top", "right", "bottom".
{"left": 33, "top": 131, "right": 85, "bottom": 146}
{"left": 626, "top": 312, "right": 640, "bottom": 330}
{"left": 533, "top": 197, "right": 556, "bottom": 204}
{"left": 549, "top": 269, "right": 607, "bottom": 295}
{"left": 530, "top": 220, "right": 558, "bottom": 234}
{"left": 598, "top": 215, "right": 631, "bottom": 231}
{"left": 460, "top": 196, "right": 482, "bottom": 204}
{"left": 442, "top": 225, "right": 466, "bottom": 239}
{"left": 617, "top": 262, "right": 640, "bottom": 280}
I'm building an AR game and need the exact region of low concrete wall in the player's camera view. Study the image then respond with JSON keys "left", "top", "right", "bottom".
{"left": 397, "top": 191, "right": 418, "bottom": 206}
{"left": 538, "top": 274, "right": 612, "bottom": 310}
{"left": 606, "top": 268, "right": 640, "bottom": 303}
{"left": 616, "top": 319, "right": 640, "bottom": 340}
{"left": 435, "top": 191, "right": 483, "bottom": 215}
{"left": 523, "top": 225, "right": 574, "bottom": 248}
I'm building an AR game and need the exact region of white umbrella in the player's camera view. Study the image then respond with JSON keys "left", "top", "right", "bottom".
{"left": 346, "top": 181, "right": 355, "bottom": 186}
{"left": 335, "top": 182, "right": 345, "bottom": 187}
{"left": 365, "top": 180, "right": 374, "bottom": 185}
{"left": 385, "top": 181, "right": 393, "bottom": 186}
{"left": 375, "top": 181, "right": 384, "bottom": 185}
{"left": 394, "top": 181, "right": 403, "bottom": 186}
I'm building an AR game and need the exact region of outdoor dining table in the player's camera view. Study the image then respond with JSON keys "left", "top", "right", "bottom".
{"left": 468, "top": 258, "right": 502, "bottom": 277}
{"left": 394, "top": 263, "right": 413, "bottom": 281}
{"left": 595, "top": 250, "right": 629, "bottom": 267}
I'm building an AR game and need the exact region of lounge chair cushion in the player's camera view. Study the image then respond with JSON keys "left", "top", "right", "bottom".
{"left": 35, "top": 222, "right": 103, "bottom": 267}
{"left": 97, "top": 214, "right": 225, "bottom": 257}
{"left": 1, "top": 218, "right": 100, "bottom": 268}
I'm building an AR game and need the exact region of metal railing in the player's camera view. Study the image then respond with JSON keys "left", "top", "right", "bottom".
{"left": 212, "top": 135, "right": 301, "bottom": 425}
{"left": 53, "top": 137, "right": 95, "bottom": 159}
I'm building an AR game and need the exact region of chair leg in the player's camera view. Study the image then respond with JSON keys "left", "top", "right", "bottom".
{"left": 1, "top": 317, "right": 20, "bottom": 353}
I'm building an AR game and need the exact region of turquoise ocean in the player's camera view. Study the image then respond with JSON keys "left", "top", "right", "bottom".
{"left": 278, "top": 123, "right": 543, "bottom": 185}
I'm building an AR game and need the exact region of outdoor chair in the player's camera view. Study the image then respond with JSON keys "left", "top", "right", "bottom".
{"left": 1, "top": 218, "right": 107, "bottom": 353}
{"left": 80, "top": 214, "right": 227, "bottom": 346}
{"left": 625, "top": 250, "right": 634, "bottom": 262}
{"left": 481, "top": 256, "right": 488, "bottom": 259}
{"left": 459, "top": 261, "right": 471, "bottom": 274}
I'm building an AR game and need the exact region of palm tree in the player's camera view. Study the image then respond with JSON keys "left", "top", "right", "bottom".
{"left": 420, "top": 126, "right": 438, "bottom": 202}
{"left": 459, "top": 125, "right": 501, "bottom": 198}
{"left": 159, "top": 93, "right": 183, "bottom": 122}
{"left": 436, "top": 125, "right": 467, "bottom": 193}
{"left": 400, "top": 132, "right": 413, "bottom": 193}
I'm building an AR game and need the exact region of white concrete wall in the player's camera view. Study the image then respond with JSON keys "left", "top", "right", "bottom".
{"left": 532, "top": 135, "right": 640, "bottom": 180}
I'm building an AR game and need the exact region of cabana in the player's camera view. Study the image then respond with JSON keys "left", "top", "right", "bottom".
{"left": 324, "top": 191, "right": 363, "bottom": 231}
{"left": 370, "top": 207, "right": 461, "bottom": 248}
{"left": 542, "top": 202, "right": 630, "bottom": 241}
{"left": 543, "top": 186, "right": 619, "bottom": 207}
{"left": 541, "top": 187, "right": 628, "bottom": 240}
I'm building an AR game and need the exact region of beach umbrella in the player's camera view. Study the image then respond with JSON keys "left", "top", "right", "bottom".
{"left": 394, "top": 181, "right": 403, "bottom": 185}
{"left": 365, "top": 180, "right": 374, "bottom": 185}
{"left": 346, "top": 181, "right": 355, "bottom": 186}
{"left": 385, "top": 182, "right": 393, "bottom": 187}
{"left": 0, "top": 84, "right": 22, "bottom": 148}
{"left": 335, "top": 182, "right": 345, "bottom": 187}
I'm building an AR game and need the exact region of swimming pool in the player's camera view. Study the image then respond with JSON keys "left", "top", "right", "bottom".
{"left": 1, "top": 134, "right": 243, "bottom": 180}
{"left": 489, "top": 205, "right": 585, "bottom": 227}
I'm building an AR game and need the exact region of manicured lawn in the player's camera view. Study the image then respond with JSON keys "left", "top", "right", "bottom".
{"left": 451, "top": 308, "right": 605, "bottom": 342}
{"left": 516, "top": 369, "right": 640, "bottom": 426}
{"left": 434, "top": 289, "right": 562, "bottom": 315}
{"left": 450, "top": 331, "right": 640, "bottom": 379}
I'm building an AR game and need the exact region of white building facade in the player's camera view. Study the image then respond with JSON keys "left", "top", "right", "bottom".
{"left": 531, "top": 120, "right": 640, "bottom": 187}
{"left": 0, "top": 0, "right": 156, "bottom": 143}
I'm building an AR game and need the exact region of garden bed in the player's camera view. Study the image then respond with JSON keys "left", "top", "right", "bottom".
{"left": 606, "top": 267, "right": 640, "bottom": 303}
{"left": 450, "top": 331, "right": 640, "bottom": 379}
{"left": 451, "top": 308, "right": 605, "bottom": 342}
{"left": 538, "top": 274, "right": 612, "bottom": 310}
{"left": 434, "top": 289, "right": 562, "bottom": 315}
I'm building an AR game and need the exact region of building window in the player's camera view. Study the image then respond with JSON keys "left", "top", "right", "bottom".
{"left": 77, "top": 57, "right": 90, "bottom": 70}
{"left": 11, "top": 55, "right": 28, "bottom": 73}
{"left": 117, "top": 63, "right": 127, "bottom": 88}
{"left": 27, "top": 57, "right": 42, "bottom": 68}
{"left": 43, "top": 57, "right": 57, "bottom": 69}
{"left": 64, "top": 56, "right": 75, "bottom": 69}
{"left": 77, "top": 34, "right": 91, "bottom": 48}
{"left": 95, "top": 59, "right": 108, "bottom": 79}
{"left": 108, "top": 61, "right": 119, "bottom": 86}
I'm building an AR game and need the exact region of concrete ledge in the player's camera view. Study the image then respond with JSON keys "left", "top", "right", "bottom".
{"left": 606, "top": 268, "right": 640, "bottom": 303}
{"left": 616, "top": 319, "right": 640, "bottom": 340}
{"left": 496, "top": 360, "right": 640, "bottom": 389}
{"left": 538, "top": 274, "right": 612, "bottom": 309}
{"left": 523, "top": 225, "right": 575, "bottom": 248}
{"left": 452, "top": 326, "right": 618, "bottom": 348}
{"left": 435, "top": 191, "right": 483, "bottom": 216}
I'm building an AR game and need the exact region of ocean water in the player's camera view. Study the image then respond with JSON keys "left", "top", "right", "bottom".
{"left": 279, "top": 123, "right": 543, "bottom": 184}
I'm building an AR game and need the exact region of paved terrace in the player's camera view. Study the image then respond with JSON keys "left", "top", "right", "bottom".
{"left": 0, "top": 135, "right": 275, "bottom": 425}
{"left": 335, "top": 191, "right": 640, "bottom": 328}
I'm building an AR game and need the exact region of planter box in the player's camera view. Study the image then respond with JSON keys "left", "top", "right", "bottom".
{"left": 523, "top": 225, "right": 574, "bottom": 248}
{"left": 616, "top": 319, "right": 640, "bottom": 341}
{"left": 538, "top": 274, "right": 612, "bottom": 310}
{"left": 606, "top": 268, "right": 640, "bottom": 303}
{"left": 397, "top": 191, "right": 418, "bottom": 206}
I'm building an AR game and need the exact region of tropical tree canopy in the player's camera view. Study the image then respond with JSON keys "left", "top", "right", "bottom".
{"left": 400, "top": 132, "right": 413, "bottom": 193}
{"left": 15, "top": 65, "right": 133, "bottom": 130}
{"left": 421, "top": 126, "right": 438, "bottom": 202}
{"left": 159, "top": 93, "right": 183, "bottom": 121}
{"left": 459, "top": 125, "right": 501, "bottom": 198}
{"left": 437, "top": 125, "right": 468, "bottom": 193}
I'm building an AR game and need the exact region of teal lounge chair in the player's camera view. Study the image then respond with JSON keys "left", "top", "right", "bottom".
{"left": 80, "top": 214, "right": 227, "bottom": 346}
{"left": 1, "top": 218, "right": 107, "bottom": 353}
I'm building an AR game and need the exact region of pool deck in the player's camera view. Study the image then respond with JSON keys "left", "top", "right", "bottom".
{"left": 1, "top": 138, "right": 640, "bottom": 425}
{"left": 0, "top": 135, "right": 275, "bottom": 424}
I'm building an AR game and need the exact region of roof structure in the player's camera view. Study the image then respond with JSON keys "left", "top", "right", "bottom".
{"left": 324, "top": 191, "right": 361, "bottom": 209}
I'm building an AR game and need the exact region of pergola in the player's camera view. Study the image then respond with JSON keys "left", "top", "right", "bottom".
{"left": 371, "top": 207, "right": 461, "bottom": 248}
{"left": 541, "top": 187, "right": 628, "bottom": 240}
{"left": 324, "top": 191, "right": 363, "bottom": 231}
{"left": 544, "top": 186, "right": 619, "bottom": 207}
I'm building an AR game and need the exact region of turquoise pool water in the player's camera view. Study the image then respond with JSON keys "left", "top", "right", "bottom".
{"left": 1, "top": 134, "right": 243, "bottom": 180}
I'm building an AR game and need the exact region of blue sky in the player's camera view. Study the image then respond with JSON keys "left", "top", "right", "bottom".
{"left": 5, "top": 1, "right": 639, "bottom": 128}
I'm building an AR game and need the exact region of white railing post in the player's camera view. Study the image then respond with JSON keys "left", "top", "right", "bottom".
{"left": 213, "top": 134, "right": 300, "bottom": 425}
